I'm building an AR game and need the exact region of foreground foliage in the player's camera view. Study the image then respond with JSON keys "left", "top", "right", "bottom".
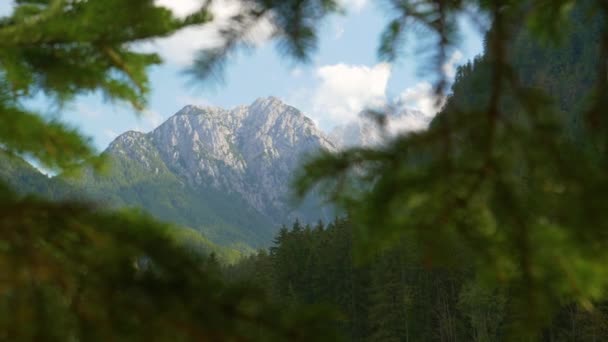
{"left": 0, "top": 0, "right": 341, "bottom": 339}
{"left": 230, "top": 219, "right": 608, "bottom": 341}
{"left": 2, "top": 0, "right": 608, "bottom": 340}
{"left": 296, "top": 0, "right": 608, "bottom": 338}
{"left": 0, "top": 187, "right": 340, "bottom": 341}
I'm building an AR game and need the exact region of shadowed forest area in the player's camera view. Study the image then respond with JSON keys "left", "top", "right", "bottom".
{"left": 1, "top": 0, "right": 608, "bottom": 340}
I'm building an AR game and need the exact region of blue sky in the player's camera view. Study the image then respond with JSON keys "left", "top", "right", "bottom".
{"left": 0, "top": 0, "right": 484, "bottom": 151}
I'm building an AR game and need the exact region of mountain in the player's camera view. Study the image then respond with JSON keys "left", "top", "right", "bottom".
{"left": 6, "top": 97, "right": 434, "bottom": 249}
{"left": 0, "top": 149, "right": 246, "bottom": 263}
{"left": 0, "top": 151, "right": 75, "bottom": 198}
{"left": 0, "top": 98, "right": 431, "bottom": 249}
{"left": 0, "top": 151, "right": 52, "bottom": 195}
{"left": 73, "top": 97, "right": 336, "bottom": 248}
{"left": 330, "top": 108, "right": 432, "bottom": 148}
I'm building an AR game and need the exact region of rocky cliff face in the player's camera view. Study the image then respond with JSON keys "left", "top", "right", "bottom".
{"left": 107, "top": 97, "right": 336, "bottom": 225}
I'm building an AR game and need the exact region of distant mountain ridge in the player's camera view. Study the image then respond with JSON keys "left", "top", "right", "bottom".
{"left": 1, "top": 97, "right": 430, "bottom": 248}
{"left": 69, "top": 97, "right": 334, "bottom": 247}
{"left": 107, "top": 97, "right": 335, "bottom": 221}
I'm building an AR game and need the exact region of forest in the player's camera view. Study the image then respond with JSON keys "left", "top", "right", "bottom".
{"left": 1, "top": 0, "right": 608, "bottom": 340}
{"left": 229, "top": 218, "right": 607, "bottom": 341}
{"left": 224, "top": 4, "right": 608, "bottom": 339}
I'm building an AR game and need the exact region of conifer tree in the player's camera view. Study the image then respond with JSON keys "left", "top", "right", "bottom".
{"left": 0, "top": 1, "right": 341, "bottom": 340}
{"left": 4, "top": 0, "right": 608, "bottom": 340}
{"left": 295, "top": 0, "right": 608, "bottom": 337}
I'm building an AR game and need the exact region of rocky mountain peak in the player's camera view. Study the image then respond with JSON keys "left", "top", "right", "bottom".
{"left": 106, "top": 97, "right": 334, "bottom": 226}
{"left": 107, "top": 130, "right": 148, "bottom": 154}
{"left": 109, "top": 130, "right": 145, "bottom": 145}
{"left": 100, "top": 98, "right": 439, "bottom": 245}
{"left": 251, "top": 96, "right": 284, "bottom": 109}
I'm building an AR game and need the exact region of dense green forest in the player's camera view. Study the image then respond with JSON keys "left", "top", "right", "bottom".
{"left": 291, "top": 1, "right": 608, "bottom": 339}
{"left": 229, "top": 218, "right": 607, "bottom": 341}
{"left": 70, "top": 151, "right": 273, "bottom": 249}
{"left": 0, "top": 150, "right": 249, "bottom": 262}
{"left": 227, "top": 3, "right": 608, "bottom": 341}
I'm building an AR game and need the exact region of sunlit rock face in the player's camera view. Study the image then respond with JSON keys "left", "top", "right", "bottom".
{"left": 108, "top": 97, "right": 336, "bottom": 225}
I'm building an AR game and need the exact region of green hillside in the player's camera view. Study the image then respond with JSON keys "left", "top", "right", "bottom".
{"left": 69, "top": 152, "right": 276, "bottom": 248}
{"left": 0, "top": 150, "right": 248, "bottom": 263}
{"left": 0, "top": 151, "right": 57, "bottom": 196}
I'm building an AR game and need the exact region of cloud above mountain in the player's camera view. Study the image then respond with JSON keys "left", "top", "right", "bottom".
{"left": 148, "top": 0, "right": 461, "bottom": 129}
{"left": 311, "top": 63, "right": 391, "bottom": 128}
{"left": 397, "top": 82, "right": 445, "bottom": 117}
{"left": 442, "top": 50, "right": 464, "bottom": 79}
{"left": 291, "top": 47, "right": 464, "bottom": 132}
{"left": 150, "top": 0, "right": 273, "bottom": 66}
{"left": 150, "top": 0, "right": 370, "bottom": 66}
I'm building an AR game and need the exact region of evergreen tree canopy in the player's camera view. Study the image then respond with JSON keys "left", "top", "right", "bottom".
{"left": 0, "top": 0, "right": 341, "bottom": 340}
{"left": 295, "top": 0, "right": 608, "bottom": 338}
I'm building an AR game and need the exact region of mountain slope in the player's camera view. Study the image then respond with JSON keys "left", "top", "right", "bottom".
{"left": 0, "top": 150, "right": 246, "bottom": 262}
{"left": 0, "top": 151, "right": 72, "bottom": 198}
{"left": 72, "top": 97, "right": 336, "bottom": 247}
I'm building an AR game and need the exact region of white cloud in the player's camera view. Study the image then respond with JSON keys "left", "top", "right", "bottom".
{"left": 148, "top": 0, "right": 274, "bottom": 66}
{"left": 311, "top": 63, "right": 391, "bottom": 128}
{"left": 338, "top": 0, "right": 368, "bottom": 12}
{"left": 141, "top": 27, "right": 209, "bottom": 66}
{"left": 442, "top": 49, "right": 464, "bottom": 79}
{"left": 397, "top": 82, "right": 445, "bottom": 117}
{"left": 386, "top": 112, "right": 432, "bottom": 135}
{"left": 155, "top": 0, "right": 204, "bottom": 18}
{"left": 289, "top": 56, "right": 454, "bottom": 142}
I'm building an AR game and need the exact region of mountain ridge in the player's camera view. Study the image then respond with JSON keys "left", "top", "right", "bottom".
{"left": 86, "top": 97, "right": 337, "bottom": 247}
{"left": 107, "top": 97, "right": 335, "bottom": 220}
{"left": 3, "top": 97, "right": 432, "bottom": 248}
